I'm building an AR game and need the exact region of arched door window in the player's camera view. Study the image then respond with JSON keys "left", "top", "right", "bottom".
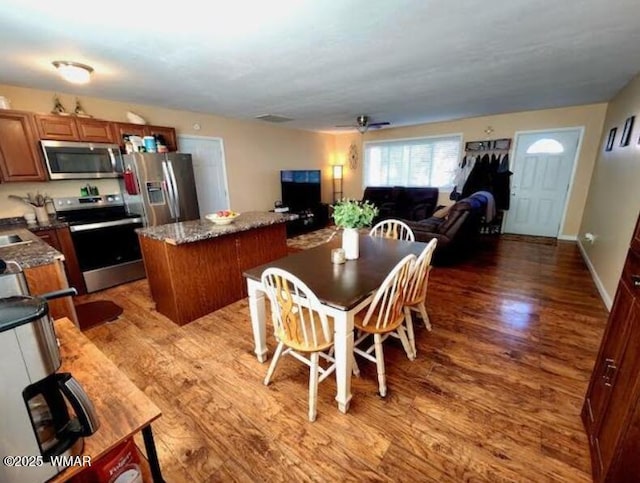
{"left": 526, "top": 139, "right": 564, "bottom": 154}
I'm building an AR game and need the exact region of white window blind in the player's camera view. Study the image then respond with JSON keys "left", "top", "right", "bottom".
{"left": 363, "top": 135, "right": 462, "bottom": 188}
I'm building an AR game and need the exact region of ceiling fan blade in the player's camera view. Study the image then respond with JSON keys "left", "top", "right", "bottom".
{"left": 369, "top": 121, "right": 391, "bottom": 127}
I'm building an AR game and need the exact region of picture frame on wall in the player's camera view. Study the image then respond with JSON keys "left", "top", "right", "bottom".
{"left": 620, "top": 116, "right": 635, "bottom": 147}
{"left": 606, "top": 127, "right": 617, "bottom": 151}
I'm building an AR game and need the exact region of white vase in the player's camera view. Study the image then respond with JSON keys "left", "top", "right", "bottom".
{"left": 34, "top": 206, "right": 49, "bottom": 224}
{"left": 342, "top": 227, "right": 359, "bottom": 260}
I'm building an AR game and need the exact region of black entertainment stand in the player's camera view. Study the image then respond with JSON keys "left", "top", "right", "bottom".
{"left": 285, "top": 204, "right": 329, "bottom": 238}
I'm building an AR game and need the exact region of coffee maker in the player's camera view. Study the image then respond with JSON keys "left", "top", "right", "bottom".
{"left": 0, "top": 293, "right": 100, "bottom": 483}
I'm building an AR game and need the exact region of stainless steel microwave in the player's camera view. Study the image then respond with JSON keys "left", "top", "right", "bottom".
{"left": 40, "top": 140, "right": 124, "bottom": 180}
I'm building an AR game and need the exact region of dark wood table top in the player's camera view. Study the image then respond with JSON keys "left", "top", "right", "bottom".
{"left": 243, "top": 236, "right": 427, "bottom": 310}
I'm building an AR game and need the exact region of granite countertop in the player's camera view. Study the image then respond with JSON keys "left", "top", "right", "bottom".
{"left": 0, "top": 216, "right": 70, "bottom": 232}
{"left": 0, "top": 226, "right": 64, "bottom": 269}
{"left": 136, "top": 211, "right": 298, "bottom": 245}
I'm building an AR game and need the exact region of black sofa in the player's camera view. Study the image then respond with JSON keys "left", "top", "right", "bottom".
{"left": 402, "top": 192, "right": 489, "bottom": 265}
{"left": 362, "top": 186, "right": 439, "bottom": 223}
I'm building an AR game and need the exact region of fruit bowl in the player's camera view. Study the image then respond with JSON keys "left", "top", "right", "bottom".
{"left": 205, "top": 211, "right": 240, "bottom": 225}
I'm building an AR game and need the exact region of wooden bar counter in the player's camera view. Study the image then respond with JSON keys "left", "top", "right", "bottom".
{"left": 51, "top": 318, "right": 162, "bottom": 482}
{"left": 136, "top": 212, "right": 290, "bottom": 326}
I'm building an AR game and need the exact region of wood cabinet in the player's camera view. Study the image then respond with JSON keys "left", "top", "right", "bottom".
{"left": 139, "top": 223, "right": 287, "bottom": 326}
{"left": 0, "top": 110, "right": 47, "bottom": 182}
{"left": 34, "top": 114, "right": 80, "bottom": 140}
{"left": 112, "top": 122, "right": 146, "bottom": 146}
{"left": 33, "top": 227, "right": 87, "bottom": 295}
{"left": 35, "top": 114, "right": 114, "bottom": 143}
{"left": 75, "top": 118, "right": 115, "bottom": 143}
{"left": 24, "top": 260, "right": 77, "bottom": 325}
{"left": 146, "top": 125, "right": 178, "bottom": 151}
{"left": 112, "top": 122, "right": 178, "bottom": 152}
{"left": 582, "top": 212, "right": 640, "bottom": 482}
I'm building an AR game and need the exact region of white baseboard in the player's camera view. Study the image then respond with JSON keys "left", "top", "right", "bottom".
{"left": 577, "top": 239, "right": 613, "bottom": 311}
{"left": 558, "top": 234, "right": 578, "bottom": 241}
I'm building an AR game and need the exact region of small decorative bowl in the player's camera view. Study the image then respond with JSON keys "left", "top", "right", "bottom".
{"left": 205, "top": 213, "right": 240, "bottom": 225}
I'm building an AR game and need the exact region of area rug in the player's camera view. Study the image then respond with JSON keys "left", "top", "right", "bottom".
{"left": 287, "top": 227, "right": 370, "bottom": 251}
{"left": 75, "top": 300, "right": 123, "bottom": 330}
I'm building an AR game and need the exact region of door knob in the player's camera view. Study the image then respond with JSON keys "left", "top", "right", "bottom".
{"left": 631, "top": 275, "right": 640, "bottom": 287}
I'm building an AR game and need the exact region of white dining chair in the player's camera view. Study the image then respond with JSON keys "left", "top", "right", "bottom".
{"left": 403, "top": 238, "right": 438, "bottom": 359}
{"left": 369, "top": 219, "right": 415, "bottom": 241}
{"left": 353, "top": 253, "right": 416, "bottom": 397}
{"left": 261, "top": 267, "right": 335, "bottom": 422}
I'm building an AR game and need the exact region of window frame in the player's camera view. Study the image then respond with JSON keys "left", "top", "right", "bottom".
{"left": 362, "top": 133, "right": 464, "bottom": 190}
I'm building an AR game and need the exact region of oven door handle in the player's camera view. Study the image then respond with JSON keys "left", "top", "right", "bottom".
{"left": 70, "top": 217, "right": 143, "bottom": 232}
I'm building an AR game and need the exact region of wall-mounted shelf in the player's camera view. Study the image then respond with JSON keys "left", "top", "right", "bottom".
{"left": 465, "top": 138, "right": 511, "bottom": 152}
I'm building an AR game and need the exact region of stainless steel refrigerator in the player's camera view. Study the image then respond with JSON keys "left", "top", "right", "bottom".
{"left": 120, "top": 152, "right": 200, "bottom": 226}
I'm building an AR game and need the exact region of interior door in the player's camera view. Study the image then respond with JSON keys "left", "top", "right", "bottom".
{"left": 504, "top": 129, "right": 580, "bottom": 237}
{"left": 178, "top": 136, "right": 229, "bottom": 217}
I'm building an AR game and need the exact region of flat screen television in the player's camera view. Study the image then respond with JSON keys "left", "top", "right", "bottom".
{"left": 280, "top": 169, "right": 321, "bottom": 211}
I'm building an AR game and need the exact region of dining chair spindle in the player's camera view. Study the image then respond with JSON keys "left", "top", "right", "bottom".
{"left": 403, "top": 238, "right": 438, "bottom": 359}
{"left": 369, "top": 219, "right": 416, "bottom": 242}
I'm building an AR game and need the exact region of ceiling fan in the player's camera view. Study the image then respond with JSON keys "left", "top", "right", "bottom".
{"left": 336, "top": 115, "right": 391, "bottom": 133}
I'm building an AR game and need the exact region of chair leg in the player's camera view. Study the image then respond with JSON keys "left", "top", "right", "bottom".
{"left": 308, "top": 352, "right": 320, "bottom": 422}
{"left": 396, "top": 326, "right": 413, "bottom": 366}
{"left": 352, "top": 351, "right": 360, "bottom": 377}
{"left": 403, "top": 307, "right": 417, "bottom": 360}
{"left": 418, "top": 302, "right": 431, "bottom": 331}
{"left": 264, "top": 341, "right": 285, "bottom": 385}
{"left": 373, "top": 334, "right": 387, "bottom": 397}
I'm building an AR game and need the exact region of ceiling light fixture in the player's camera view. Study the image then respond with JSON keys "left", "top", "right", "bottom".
{"left": 52, "top": 61, "right": 94, "bottom": 84}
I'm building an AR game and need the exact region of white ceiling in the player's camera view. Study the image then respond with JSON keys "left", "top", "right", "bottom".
{"left": 1, "top": 0, "right": 639, "bottom": 133}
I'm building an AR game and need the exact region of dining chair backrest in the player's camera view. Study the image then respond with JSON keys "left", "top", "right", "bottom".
{"left": 261, "top": 267, "right": 333, "bottom": 351}
{"left": 405, "top": 238, "right": 438, "bottom": 305}
{"left": 360, "top": 254, "right": 416, "bottom": 331}
{"left": 369, "top": 219, "right": 416, "bottom": 242}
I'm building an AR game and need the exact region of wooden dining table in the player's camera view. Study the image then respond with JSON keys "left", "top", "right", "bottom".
{"left": 243, "top": 235, "right": 427, "bottom": 413}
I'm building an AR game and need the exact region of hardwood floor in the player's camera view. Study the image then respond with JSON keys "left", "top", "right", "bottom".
{"left": 78, "top": 235, "right": 607, "bottom": 481}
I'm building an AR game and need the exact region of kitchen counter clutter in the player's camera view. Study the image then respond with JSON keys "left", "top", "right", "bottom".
{"left": 137, "top": 211, "right": 291, "bottom": 325}
{"left": 136, "top": 211, "right": 297, "bottom": 245}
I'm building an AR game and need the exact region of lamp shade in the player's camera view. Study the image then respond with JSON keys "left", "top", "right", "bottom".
{"left": 332, "top": 165, "right": 343, "bottom": 179}
{"left": 52, "top": 61, "right": 94, "bottom": 84}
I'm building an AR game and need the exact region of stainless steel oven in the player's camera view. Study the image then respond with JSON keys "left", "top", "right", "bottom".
{"left": 41, "top": 141, "right": 123, "bottom": 180}
{"left": 54, "top": 195, "right": 146, "bottom": 293}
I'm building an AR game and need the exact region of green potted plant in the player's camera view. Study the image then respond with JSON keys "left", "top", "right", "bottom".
{"left": 332, "top": 199, "right": 378, "bottom": 259}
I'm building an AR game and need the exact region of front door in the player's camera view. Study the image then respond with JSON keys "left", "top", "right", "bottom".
{"left": 503, "top": 129, "right": 581, "bottom": 237}
{"left": 177, "top": 136, "right": 229, "bottom": 217}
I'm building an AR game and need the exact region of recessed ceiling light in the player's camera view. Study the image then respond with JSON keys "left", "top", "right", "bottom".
{"left": 52, "top": 61, "right": 94, "bottom": 84}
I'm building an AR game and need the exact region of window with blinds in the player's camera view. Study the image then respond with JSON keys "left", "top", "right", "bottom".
{"left": 363, "top": 135, "right": 462, "bottom": 188}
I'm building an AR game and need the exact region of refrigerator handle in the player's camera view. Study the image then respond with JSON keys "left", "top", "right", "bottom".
{"left": 167, "top": 160, "right": 181, "bottom": 219}
{"left": 162, "top": 161, "right": 176, "bottom": 219}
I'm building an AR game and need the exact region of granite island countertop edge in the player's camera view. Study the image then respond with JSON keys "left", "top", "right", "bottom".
{"left": 136, "top": 212, "right": 298, "bottom": 245}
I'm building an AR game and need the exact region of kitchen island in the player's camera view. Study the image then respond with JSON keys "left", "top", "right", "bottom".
{"left": 137, "top": 212, "right": 292, "bottom": 325}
